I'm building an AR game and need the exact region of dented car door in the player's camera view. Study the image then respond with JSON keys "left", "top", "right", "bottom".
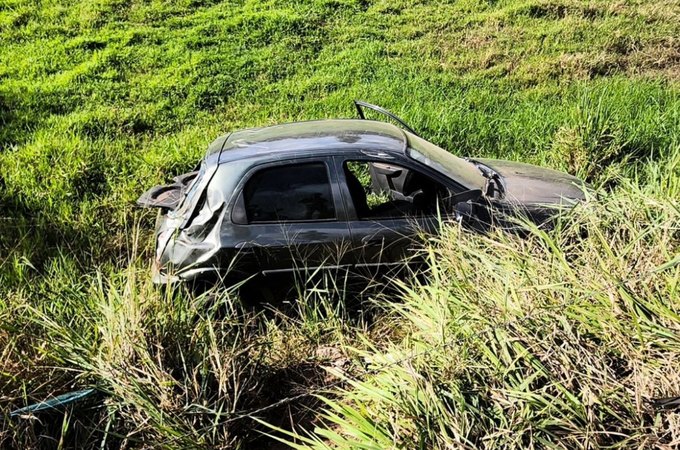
{"left": 228, "top": 158, "right": 352, "bottom": 278}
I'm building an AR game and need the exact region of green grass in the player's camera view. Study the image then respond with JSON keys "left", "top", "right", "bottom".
{"left": 1, "top": 0, "right": 679, "bottom": 448}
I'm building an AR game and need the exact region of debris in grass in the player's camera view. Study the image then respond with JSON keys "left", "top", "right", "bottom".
{"left": 10, "top": 388, "right": 98, "bottom": 418}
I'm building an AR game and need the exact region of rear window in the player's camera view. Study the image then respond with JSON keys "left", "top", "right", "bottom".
{"left": 243, "top": 163, "right": 335, "bottom": 223}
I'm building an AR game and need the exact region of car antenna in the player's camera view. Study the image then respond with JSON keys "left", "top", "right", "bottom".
{"left": 353, "top": 100, "right": 420, "bottom": 137}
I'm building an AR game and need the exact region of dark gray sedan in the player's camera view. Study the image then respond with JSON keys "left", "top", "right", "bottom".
{"left": 138, "top": 103, "right": 587, "bottom": 286}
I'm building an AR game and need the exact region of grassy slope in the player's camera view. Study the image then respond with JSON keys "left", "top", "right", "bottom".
{"left": 0, "top": 0, "right": 679, "bottom": 448}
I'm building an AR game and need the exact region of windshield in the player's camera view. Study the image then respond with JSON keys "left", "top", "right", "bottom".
{"left": 405, "top": 132, "right": 485, "bottom": 190}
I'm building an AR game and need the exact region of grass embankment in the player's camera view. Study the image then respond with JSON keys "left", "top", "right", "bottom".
{"left": 1, "top": 0, "right": 679, "bottom": 448}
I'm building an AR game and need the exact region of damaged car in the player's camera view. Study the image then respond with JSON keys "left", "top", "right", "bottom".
{"left": 138, "top": 101, "right": 588, "bottom": 286}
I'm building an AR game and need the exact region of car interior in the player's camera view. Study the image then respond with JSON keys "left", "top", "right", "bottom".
{"left": 343, "top": 161, "right": 447, "bottom": 219}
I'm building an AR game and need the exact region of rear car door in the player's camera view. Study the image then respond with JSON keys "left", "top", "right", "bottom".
{"left": 229, "top": 157, "right": 352, "bottom": 278}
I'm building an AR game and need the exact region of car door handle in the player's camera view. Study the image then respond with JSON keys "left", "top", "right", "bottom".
{"left": 235, "top": 241, "right": 258, "bottom": 251}
{"left": 361, "top": 235, "right": 385, "bottom": 245}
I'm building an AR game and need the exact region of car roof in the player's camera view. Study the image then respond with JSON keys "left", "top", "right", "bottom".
{"left": 204, "top": 119, "right": 408, "bottom": 166}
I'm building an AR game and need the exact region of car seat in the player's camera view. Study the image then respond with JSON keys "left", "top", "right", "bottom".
{"left": 344, "top": 166, "right": 371, "bottom": 217}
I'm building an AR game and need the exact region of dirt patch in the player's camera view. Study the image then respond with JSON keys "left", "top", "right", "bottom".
{"left": 517, "top": 1, "right": 608, "bottom": 21}
{"left": 550, "top": 37, "right": 680, "bottom": 82}
{"left": 628, "top": 38, "right": 680, "bottom": 80}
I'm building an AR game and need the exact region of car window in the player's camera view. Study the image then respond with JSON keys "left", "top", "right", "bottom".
{"left": 405, "top": 132, "right": 485, "bottom": 191}
{"left": 343, "top": 160, "right": 449, "bottom": 220}
{"left": 244, "top": 163, "right": 336, "bottom": 223}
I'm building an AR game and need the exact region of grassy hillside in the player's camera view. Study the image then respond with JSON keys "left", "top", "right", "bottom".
{"left": 1, "top": 0, "right": 678, "bottom": 448}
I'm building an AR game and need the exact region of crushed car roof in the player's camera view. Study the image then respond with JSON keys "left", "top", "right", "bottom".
{"left": 205, "top": 119, "right": 408, "bottom": 165}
